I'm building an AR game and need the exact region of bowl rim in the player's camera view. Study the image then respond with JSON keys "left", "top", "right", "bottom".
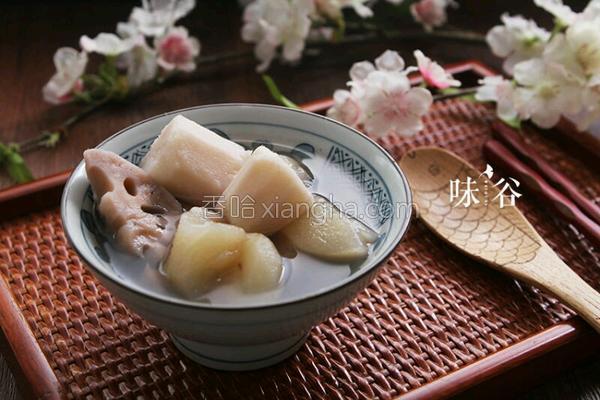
{"left": 61, "top": 103, "right": 413, "bottom": 311}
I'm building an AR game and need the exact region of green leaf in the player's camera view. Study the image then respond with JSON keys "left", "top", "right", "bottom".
{"left": 500, "top": 116, "right": 522, "bottom": 130}
{"left": 73, "top": 90, "right": 93, "bottom": 104}
{"left": 98, "top": 56, "right": 118, "bottom": 85}
{"left": 81, "top": 73, "right": 105, "bottom": 90}
{"left": 439, "top": 87, "right": 460, "bottom": 95}
{"left": 0, "top": 143, "right": 33, "bottom": 184}
{"left": 261, "top": 75, "right": 300, "bottom": 109}
{"left": 41, "top": 131, "right": 61, "bottom": 148}
{"left": 551, "top": 18, "right": 568, "bottom": 37}
{"left": 459, "top": 93, "right": 477, "bottom": 102}
{"left": 114, "top": 74, "right": 130, "bottom": 99}
{"left": 333, "top": 17, "right": 346, "bottom": 42}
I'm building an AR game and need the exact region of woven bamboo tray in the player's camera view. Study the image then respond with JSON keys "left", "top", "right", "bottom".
{"left": 0, "top": 62, "right": 599, "bottom": 399}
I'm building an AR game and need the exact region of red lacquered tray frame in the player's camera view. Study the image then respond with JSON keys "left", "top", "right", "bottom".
{"left": 0, "top": 61, "right": 598, "bottom": 399}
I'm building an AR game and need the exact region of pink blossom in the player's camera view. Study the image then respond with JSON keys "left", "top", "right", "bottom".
{"left": 42, "top": 47, "right": 88, "bottom": 105}
{"left": 414, "top": 50, "right": 460, "bottom": 89}
{"left": 410, "top": 0, "right": 455, "bottom": 31}
{"left": 155, "top": 27, "right": 200, "bottom": 72}
{"left": 361, "top": 70, "right": 433, "bottom": 137}
{"left": 48, "top": 79, "right": 84, "bottom": 104}
{"left": 326, "top": 50, "right": 434, "bottom": 138}
{"left": 326, "top": 90, "right": 362, "bottom": 127}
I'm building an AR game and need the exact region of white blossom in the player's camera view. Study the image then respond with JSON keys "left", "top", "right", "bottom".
{"left": 410, "top": 0, "right": 456, "bottom": 31}
{"left": 349, "top": 60, "right": 376, "bottom": 81}
{"left": 534, "top": 0, "right": 576, "bottom": 26}
{"left": 80, "top": 33, "right": 140, "bottom": 56}
{"left": 486, "top": 14, "right": 550, "bottom": 74}
{"left": 43, "top": 47, "right": 88, "bottom": 104}
{"left": 541, "top": 22, "right": 600, "bottom": 87}
{"left": 541, "top": 33, "right": 587, "bottom": 86}
{"left": 327, "top": 50, "right": 433, "bottom": 138}
{"left": 475, "top": 76, "right": 518, "bottom": 122}
{"left": 512, "top": 58, "right": 582, "bottom": 128}
{"left": 565, "top": 19, "right": 600, "bottom": 79}
{"left": 572, "top": 86, "right": 600, "bottom": 131}
{"left": 375, "top": 49, "right": 407, "bottom": 71}
{"left": 119, "top": 42, "right": 158, "bottom": 89}
{"left": 128, "top": 0, "right": 196, "bottom": 37}
{"left": 314, "top": 0, "right": 373, "bottom": 20}
{"left": 241, "top": 0, "right": 314, "bottom": 72}
{"left": 480, "top": 0, "right": 600, "bottom": 130}
{"left": 414, "top": 50, "right": 460, "bottom": 89}
{"left": 115, "top": 17, "right": 160, "bottom": 89}
{"left": 116, "top": 22, "right": 140, "bottom": 39}
{"left": 579, "top": 0, "right": 600, "bottom": 23}
{"left": 154, "top": 26, "right": 200, "bottom": 72}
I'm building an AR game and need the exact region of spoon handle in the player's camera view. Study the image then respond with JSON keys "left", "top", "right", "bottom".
{"left": 511, "top": 244, "right": 600, "bottom": 333}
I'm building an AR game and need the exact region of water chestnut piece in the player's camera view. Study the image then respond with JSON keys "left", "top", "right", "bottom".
{"left": 282, "top": 196, "right": 378, "bottom": 263}
{"left": 239, "top": 233, "right": 283, "bottom": 292}
{"left": 141, "top": 115, "right": 249, "bottom": 204}
{"left": 165, "top": 207, "right": 246, "bottom": 297}
{"left": 222, "top": 146, "right": 313, "bottom": 235}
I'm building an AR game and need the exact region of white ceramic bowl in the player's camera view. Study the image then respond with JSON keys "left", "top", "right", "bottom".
{"left": 61, "top": 104, "right": 412, "bottom": 371}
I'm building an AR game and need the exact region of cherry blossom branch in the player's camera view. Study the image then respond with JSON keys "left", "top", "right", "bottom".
{"left": 339, "top": 27, "right": 486, "bottom": 44}
{"left": 195, "top": 49, "right": 254, "bottom": 67}
{"left": 177, "top": 28, "right": 486, "bottom": 71}
{"left": 17, "top": 97, "right": 110, "bottom": 153}
{"left": 432, "top": 87, "right": 478, "bottom": 101}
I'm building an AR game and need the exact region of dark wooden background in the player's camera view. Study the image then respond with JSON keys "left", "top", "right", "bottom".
{"left": 0, "top": 0, "right": 598, "bottom": 398}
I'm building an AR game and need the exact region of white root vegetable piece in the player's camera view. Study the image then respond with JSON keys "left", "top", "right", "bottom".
{"left": 280, "top": 155, "right": 313, "bottom": 188}
{"left": 222, "top": 146, "right": 313, "bottom": 235}
{"left": 141, "top": 115, "right": 249, "bottom": 204}
{"left": 165, "top": 207, "right": 246, "bottom": 297}
{"left": 351, "top": 219, "right": 380, "bottom": 244}
{"left": 239, "top": 233, "right": 283, "bottom": 292}
{"left": 84, "top": 149, "right": 182, "bottom": 263}
{"left": 282, "top": 196, "right": 378, "bottom": 263}
{"left": 270, "top": 232, "right": 298, "bottom": 259}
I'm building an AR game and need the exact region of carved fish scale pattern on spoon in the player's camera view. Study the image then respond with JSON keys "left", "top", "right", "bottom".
{"left": 409, "top": 156, "right": 541, "bottom": 266}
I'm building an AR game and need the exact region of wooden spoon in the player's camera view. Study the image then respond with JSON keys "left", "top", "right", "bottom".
{"left": 399, "top": 147, "right": 600, "bottom": 333}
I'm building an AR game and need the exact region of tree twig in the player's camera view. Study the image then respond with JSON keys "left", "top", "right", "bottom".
{"left": 433, "top": 87, "right": 478, "bottom": 101}
{"left": 18, "top": 97, "right": 110, "bottom": 152}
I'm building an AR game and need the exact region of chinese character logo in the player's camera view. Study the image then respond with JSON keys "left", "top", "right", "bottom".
{"left": 449, "top": 164, "right": 521, "bottom": 208}
{"left": 449, "top": 176, "right": 480, "bottom": 208}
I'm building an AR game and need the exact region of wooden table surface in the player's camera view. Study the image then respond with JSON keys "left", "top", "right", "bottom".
{"left": 1, "top": 0, "right": 598, "bottom": 398}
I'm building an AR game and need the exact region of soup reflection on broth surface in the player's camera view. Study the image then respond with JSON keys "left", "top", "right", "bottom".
{"left": 86, "top": 115, "right": 381, "bottom": 307}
